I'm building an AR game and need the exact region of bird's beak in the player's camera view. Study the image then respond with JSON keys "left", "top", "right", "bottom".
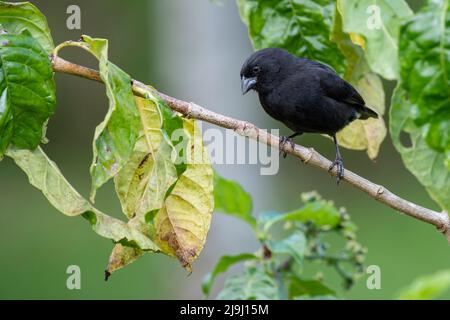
{"left": 241, "top": 76, "right": 257, "bottom": 95}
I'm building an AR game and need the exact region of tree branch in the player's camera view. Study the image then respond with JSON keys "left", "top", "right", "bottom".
{"left": 51, "top": 55, "right": 450, "bottom": 245}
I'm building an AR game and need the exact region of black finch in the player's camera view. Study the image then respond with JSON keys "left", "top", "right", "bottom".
{"left": 240, "top": 48, "right": 378, "bottom": 183}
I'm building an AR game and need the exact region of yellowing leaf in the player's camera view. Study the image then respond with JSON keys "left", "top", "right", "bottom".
{"left": 108, "top": 99, "right": 213, "bottom": 275}
{"left": 337, "top": 73, "right": 386, "bottom": 160}
{"left": 349, "top": 33, "right": 365, "bottom": 49}
{"left": 114, "top": 96, "right": 178, "bottom": 218}
{"left": 6, "top": 146, "right": 159, "bottom": 251}
{"left": 154, "top": 119, "right": 214, "bottom": 271}
{"left": 332, "top": 9, "right": 387, "bottom": 159}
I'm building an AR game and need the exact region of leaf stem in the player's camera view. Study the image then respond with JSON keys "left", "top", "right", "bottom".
{"left": 305, "top": 253, "right": 354, "bottom": 289}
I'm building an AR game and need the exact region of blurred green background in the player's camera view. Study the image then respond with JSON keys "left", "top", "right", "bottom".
{"left": 0, "top": 0, "right": 448, "bottom": 299}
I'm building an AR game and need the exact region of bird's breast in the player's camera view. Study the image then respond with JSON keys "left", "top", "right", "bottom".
{"left": 258, "top": 92, "right": 286, "bottom": 122}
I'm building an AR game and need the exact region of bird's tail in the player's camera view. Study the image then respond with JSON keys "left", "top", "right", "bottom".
{"left": 358, "top": 105, "right": 378, "bottom": 120}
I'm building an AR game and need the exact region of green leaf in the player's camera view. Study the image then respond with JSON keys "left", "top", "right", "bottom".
{"left": 259, "top": 198, "right": 341, "bottom": 232}
{"left": 213, "top": 172, "right": 255, "bottom": 228}
{"left": 294, "top": 295, "right": 338, "bottom": 300}
{"left": 6, "top": 146, "right": 159, "bottom": 251}
{"left": 202, "top": 253, "right": 259, "bottom": 297}
{"left": 0, "top": 31, "right": 55, "bottom": 156}
{"left": 0, "top": 1, "right": 54, "bottom": 52}
{"left": 397, "top": 270, "right": 450, "bottom": 300}
{"left": 287, "top": 200, "right": 341, "bottom": 228}
{"left": 57, "top": 36, "right": 142, "bottom": 201}
{"left": 388, "top": 0, "right": 450, "bottom": 212}
{"left": 152, "top": 118, "right": 214, "bottom": 271}
{"left": 288, "top": 277, "right": 336, "bottom": 299}
{"left": 267, "top": 231, "right": 306, "bottom": 267}
{"left": 82, "top": 36, "right": 142, "bottom": 201}
{"left": 397, "top": 0, "right": 450, "bottom": 167}
{"left": 391, "top": 87, "right": 450, "bottom": 212}
{"left": 217, "top": 267, "right": 279, "bottom": 300}
{"left": 237, "top": 0, "right": 346, "bottom": 75}
{"left": 337, "top": 0, "right": 413, "bottom": 80}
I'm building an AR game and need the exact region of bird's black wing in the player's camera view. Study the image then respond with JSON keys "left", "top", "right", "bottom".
{"left": 316, "top": 67, "right": 366, "bottom": 106}
{"left": 315, "top": 66, "right": 378, "bottom": 119}
{"left": 316, "top": 68, "right": 378, "bottom": 120}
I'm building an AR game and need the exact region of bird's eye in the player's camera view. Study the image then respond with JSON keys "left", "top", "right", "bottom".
{"left": 252, "top": 66, "right": 260, "bottom": 74}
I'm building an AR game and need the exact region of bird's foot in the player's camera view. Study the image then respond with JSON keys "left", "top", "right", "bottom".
{"left": 328, "top": 156, "right": 344, "bottom": 185}
{"left": 279, "top": 136, "right": 296, "bottom": 158}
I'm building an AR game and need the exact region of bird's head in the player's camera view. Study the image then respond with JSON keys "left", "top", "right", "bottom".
{"left": 240, "top": 48, "right": 292, "bottom": 95}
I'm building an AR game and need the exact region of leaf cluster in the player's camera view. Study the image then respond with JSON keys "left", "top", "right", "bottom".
{"left": 208, "top": 186, "right": 366, "bottom": 300}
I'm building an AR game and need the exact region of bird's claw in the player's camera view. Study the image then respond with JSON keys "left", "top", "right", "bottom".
{"left": 279, "top": 136, "right": 295, "bottom": 158}
{"left": 328, "top": 157, "right": 344, "bottom": 185}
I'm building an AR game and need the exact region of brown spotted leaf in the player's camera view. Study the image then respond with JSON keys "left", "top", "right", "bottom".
{"left": 107, "top": 95, "right": 180, "bottom": 275}
{"left": 107, "top": 97, "right": 213, "bottom": 275}
{"left": 106, "top": 244, "right": 144, "bottom": 279}
{"left": 153, "top": 119, "right": 214, "bottom": 271}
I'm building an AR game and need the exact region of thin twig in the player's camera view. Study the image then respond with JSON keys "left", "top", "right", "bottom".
{"left": 51, "top": 55, "right": 450, "bottom": 245}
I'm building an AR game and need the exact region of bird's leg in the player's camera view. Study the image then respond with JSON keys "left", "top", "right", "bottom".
{"left": 328, "top": 134, "right": 344, "bottom": 184}
{"left": 279, "top": 132, "right": 302, "bottom": 158}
